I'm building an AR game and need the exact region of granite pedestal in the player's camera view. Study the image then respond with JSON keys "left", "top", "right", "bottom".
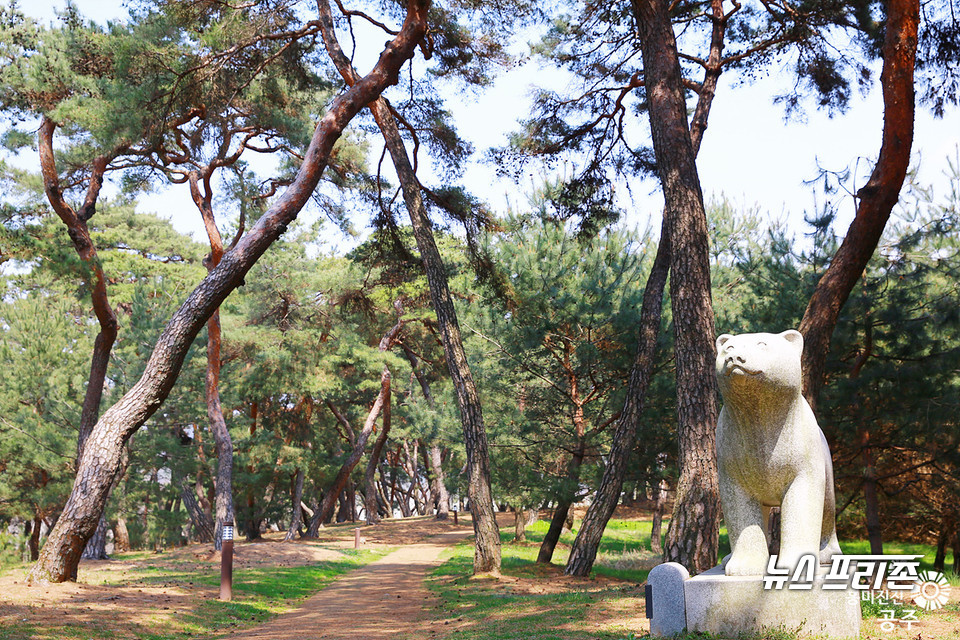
{"left": 647, "top": 562, "right": 861, "bottom": 638}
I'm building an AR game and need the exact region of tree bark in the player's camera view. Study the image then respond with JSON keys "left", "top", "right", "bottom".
{"left": 798, "top": 0, "right": 919, "bottom": 409}
{"left": 113, "top": 517, "right": 130, "bottom": 553}
{"left": 634, "top": 0, "right": 720, "bottom": 575}
{"left": 564, "top": 0, "right": 726, "bottom": 577}
{"left": 649, "top": 479, "right": 667, "bottom": 555}
{"left": 188, "top": 170, "right": 238, "bottom": 551}
{"left": 513, "top": 509, "right": 529, "bottom": 542}
{"left": 537, "top": 498, "right": 575, "bottom": 563}
{"left": 284, "top": 468, "right": 306, "bottom": 540}
{"left": 859, "top": 428, "right": 884, "bottom": 555}
{"left": 81, "top": 516, "right": 110, "bottom": 560}
{"left": 29, "top": 514, "right": 42, "bottom": 561}
{"left": 39, "top": 117, "right": 119, "bottom": 563}
{"left": 27, "top": 0, "right": 429, "bottom": 583}
{"left": 315, "top": 8, "right": 501, "bottom": 573}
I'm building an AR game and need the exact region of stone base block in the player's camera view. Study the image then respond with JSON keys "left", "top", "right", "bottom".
{"left": 684, "top": 566, "right": 861, "bottom": 638}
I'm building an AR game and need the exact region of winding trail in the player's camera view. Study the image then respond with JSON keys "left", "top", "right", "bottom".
{"left": 230, "top": 527, "right": 471, "bottom": 640}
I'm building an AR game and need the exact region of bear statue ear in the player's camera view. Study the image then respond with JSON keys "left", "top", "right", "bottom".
{"left": 781, "top": 329, "right": 803, "bottom": 351}
{"left": 716, "top": 334, "right": 733, "bottom": 351}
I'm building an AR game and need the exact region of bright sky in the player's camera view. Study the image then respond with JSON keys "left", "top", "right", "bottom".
{"left": 15, "top": 0, "right": 960, "bottom": 246}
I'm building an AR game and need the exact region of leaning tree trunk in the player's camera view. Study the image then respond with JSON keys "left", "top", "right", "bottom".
{"left": 316, "top": 12, "right": 502, "bottom": 572}
{"left": 307, "top": 374, "right": 390, "bottom": 533}
{"left": 798, "top": 0, "right": 919, "bottom": 409}
{"left": 26, "top": 0, "right": 429, "bottom": 583}
{"left": 39, "top": 117, "right": 119, "bottom": 562}
{"left": 180, "top": 477, "right": 215, "bottom": 543}
{"left": 538, "top": 442, "right": 586, "bottom": 564}
{"left": 565, "top": 0, "right": 726, "bottom": 576}
{"left": 634, "top": 0, "right": 720, "bottom": 574}
{"left": 363, "top": 388, "right": 392, "bottom": 525}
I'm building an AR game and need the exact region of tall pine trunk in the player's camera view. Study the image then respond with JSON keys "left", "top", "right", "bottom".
{"left": 634, "top": 0, "right": 720, "bottom": 574}
{"left": 26, "top": 0, "right": 430, "bottom": 582}
{"left": 565, "top": 0, "right": 726, "bottom": 576}
{"left": 315, "top": 9, "right": 501, "bottom": 568}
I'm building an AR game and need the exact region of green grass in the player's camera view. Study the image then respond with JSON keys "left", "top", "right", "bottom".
{"left": 841, "top": 539, "right": 958, "bottom": 585}
{"left": 429, "top": 542, "right": 644, "bottom": 640}
{"left": 429, "top": 516, "right": 959, "bottom": 639}
{"left": 0, "top": 548, "right": 387, "bottom": 640}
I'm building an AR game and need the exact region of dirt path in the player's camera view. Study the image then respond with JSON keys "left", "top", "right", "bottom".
{"left": 230, "top": 527, "right": 471, "bottom": 640}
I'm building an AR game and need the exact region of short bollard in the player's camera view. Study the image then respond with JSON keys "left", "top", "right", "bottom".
{"left": 220, "top": 520, "right": 234, "bottom": 602}
{"left": 354, "top": 527, "right": 361, "bottom": 549}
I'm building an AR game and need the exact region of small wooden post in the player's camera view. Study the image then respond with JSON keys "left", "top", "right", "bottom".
{"left": 354, "top": 527, "right": 361, "bottom": 549}
{"left": 220, "top": 520, "right": 234, "bottom": 601}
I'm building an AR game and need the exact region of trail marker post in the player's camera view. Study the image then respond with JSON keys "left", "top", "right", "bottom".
{"left": 220, "top": 520, "right": 234, "bottom": 601}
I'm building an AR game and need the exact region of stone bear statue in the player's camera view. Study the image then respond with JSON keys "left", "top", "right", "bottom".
{"left": 715, "top": 330, "right": 842, "bottom": 576}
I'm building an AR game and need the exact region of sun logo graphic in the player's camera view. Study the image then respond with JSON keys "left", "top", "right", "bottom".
{"left": 911, "top": 571, "right": 952, "bottom": 610}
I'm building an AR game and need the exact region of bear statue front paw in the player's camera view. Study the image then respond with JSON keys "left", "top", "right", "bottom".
{"left": 723, "top": 550, "right": 768, "bottom": 576}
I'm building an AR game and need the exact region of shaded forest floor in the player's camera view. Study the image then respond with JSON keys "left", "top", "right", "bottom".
{"left": 1, "top": 510, "right": 959, "bottom": 639}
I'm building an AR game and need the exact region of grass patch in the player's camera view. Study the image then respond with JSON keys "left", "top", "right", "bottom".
{"left": 841, "top": 539, "right": 958, "bottom": 584}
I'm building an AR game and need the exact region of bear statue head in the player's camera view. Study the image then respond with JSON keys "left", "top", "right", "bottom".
{"left": 715, "top": 330, "right": 804, "bottom": 401}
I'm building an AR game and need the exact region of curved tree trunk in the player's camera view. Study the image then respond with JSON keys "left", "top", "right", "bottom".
{"left": 634, "top": 0, "right": 720, "bottom": 574}
{"left": 363, "top": 391, "right": 392, "bottom": 525}
{"left": 39, "top": 117, "right": 119, "bottom": 563}
{"left": 26, "top": 0, "right": 429, "bottom": 583}
{"left": 798, "top": 0, "right": 919, "bottom": 409}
